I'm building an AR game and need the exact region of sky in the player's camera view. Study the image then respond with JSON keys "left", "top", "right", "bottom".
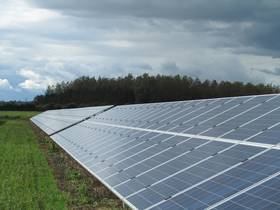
{"left": 1, "top": 0, "right": 280, "bottom": 101}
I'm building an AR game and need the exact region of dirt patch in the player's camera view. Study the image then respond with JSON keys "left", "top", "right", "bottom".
{"left": 30, "top": 122, "right": 128, "bottom": 210}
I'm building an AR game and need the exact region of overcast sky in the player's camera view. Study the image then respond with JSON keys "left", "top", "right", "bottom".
{"left": 1, "top": 0, "right": 280, "bottom": 101}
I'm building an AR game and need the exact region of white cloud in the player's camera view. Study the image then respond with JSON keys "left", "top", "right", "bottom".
{"left": 0, "top": 0, "right": 60, "bottom": 29}
{"left": 1, "top": 0, "right": 280, "bottom": 101}
{"left": 102, "top": 40, "right": 134, "bottom": 48}
{"left": 17, "top": 68, "right": 56, "bottom": 90}
{"left": 18, "top": 80, "right": 44, "bottom": 90}
{"left": 0, "top": 79, "right": 13, "bottom": 89}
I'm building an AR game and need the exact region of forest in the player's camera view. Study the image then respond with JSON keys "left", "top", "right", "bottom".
{"left": 0, "top": 101, "right": 36, "bottom": 111}
{"left": 31, "top": 74, "right": 279, "bottom": 110}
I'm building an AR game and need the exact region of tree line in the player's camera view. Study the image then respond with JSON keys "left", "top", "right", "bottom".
{"left": 33, "top": 74, "right": 279, "bottom": 110}
{"left": 0, "top": 101, "right": 36, "bottom": 111}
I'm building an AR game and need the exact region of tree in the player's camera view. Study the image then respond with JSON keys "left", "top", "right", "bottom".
{"left": 33, "top": 73, "right": 280, "bottom": 110}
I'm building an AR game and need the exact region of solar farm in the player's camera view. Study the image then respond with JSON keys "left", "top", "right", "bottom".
{"left": 31, "top": 94, "right": 280, "bottom": 210}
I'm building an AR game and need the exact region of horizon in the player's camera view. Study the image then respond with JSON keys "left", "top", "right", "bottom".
{"left": 1, "top": 0, "right": 280, "bottom": 101}
{"left": 1, "top": 73, "right": 280, "bottom": 102}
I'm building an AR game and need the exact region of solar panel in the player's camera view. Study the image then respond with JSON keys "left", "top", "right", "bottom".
{"left": 31, "top": 94, "right": 280, "bottom": 210}
{"left": 31, "top": 105, "right": 112, "bottom": 135}
{"left": 213, "top": 173, "right": 280, "bottom": 209}
{"left": 91, "top": 94, "right": 280, "bottom": 144}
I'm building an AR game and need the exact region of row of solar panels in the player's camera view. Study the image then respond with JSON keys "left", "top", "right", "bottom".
{"left": 31, "top": 94, "right": 280, "bottom": 210}
{"left": 31, "top": 106, "right": 112, "bottom": 135}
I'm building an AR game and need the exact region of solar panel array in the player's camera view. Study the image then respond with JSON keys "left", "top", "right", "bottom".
{"left": 31, "top": 105, "right": 112, "bottom": 135}
{"left": 32, "top": 94, "right": 280, "bottom": 210}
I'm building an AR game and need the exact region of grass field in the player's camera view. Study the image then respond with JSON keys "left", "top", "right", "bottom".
{"left": 0, "top": 111, "right": 67, "bottom": 209}
{"left": 0, "top": 111, "right": 40, "bottom": 120}
{"left": 0, "top": 111, "right": 125, "bottom": 210}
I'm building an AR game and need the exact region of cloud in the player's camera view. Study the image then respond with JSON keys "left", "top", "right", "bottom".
{"left": 28, "top": 0, "right": 280, "bottom": 57}
{"left": 28, "top": 0, "right": 279, "bottom": 22}
{"left": 0, "top": 79, "right": 13, "bottom": 89}
{"left": 253, "top": 67, "right": 280, "bottom": 77}
{"left": 161, "top": 62, "right": 181, "bottom": 74}
{"left": 0, "top": 0, "right": 60, "bottom": 29}
{"left": 1, "top": 0, "right": 280, "bottom": 101}
{"left": 17, "top": 68, "right": 56, "bottom": 90}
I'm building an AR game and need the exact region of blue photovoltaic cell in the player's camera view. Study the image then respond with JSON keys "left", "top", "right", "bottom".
{"left": 127, "top": 145, "right": 265, "bottom": 209}
{"left": 150, "top": 149, "right": 280, "bottom": 210}
{"left": 216, "top": 175, "right": 280, "bottom": 210}
{"left": 31, "top": 94, "right": 280, "bottom": 210}
{"left": 88, "top": 94, "right": 280, "bottom": 145}
{"left": 248, "top": 124, "right": 280, "bottom": 144}
{"left": 200, "top": 95, "right": 280, "bottom": 138}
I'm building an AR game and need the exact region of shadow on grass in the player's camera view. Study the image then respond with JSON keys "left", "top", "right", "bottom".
{"left": 0, "top": 116, "right": 21, "bottom": 120}
{"left": 0, "top": 120, "right": 6, "bottom": 126}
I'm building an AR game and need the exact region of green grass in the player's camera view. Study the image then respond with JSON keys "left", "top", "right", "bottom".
{"left": 63, "top": 166, "right": 124, "bottom": 209}
{"left": 0, "top": 112, "right": 67, "bottom": 210}
{"left": 0, "top": 112, "right": 127, "bottom": 210}
{"left": 0, "top": 111, "right": 40, "bottom": 120}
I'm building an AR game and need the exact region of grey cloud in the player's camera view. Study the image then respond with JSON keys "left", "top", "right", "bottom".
{"left": 1, "top": 0, "right": 280, "bottom": 101}
{"left": 129, "top": 63, "right": 153, "bottom": 71}
{"left": 242, "top": 23, "right": 280, "bottom": 52}
{"left": 254, "top": 67, "right": 280, "bottom": 76}
{"left": 28, "top": 0, "right": 280, "bottom": 57}
{"left": 161, "top": 62, "right": 182, "bottom": 75}
{"left": 159, "top": 59, "right": 256, "bottom": 83}
{"left": 29, "top": 0, "right": 279, "bottom": 22}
